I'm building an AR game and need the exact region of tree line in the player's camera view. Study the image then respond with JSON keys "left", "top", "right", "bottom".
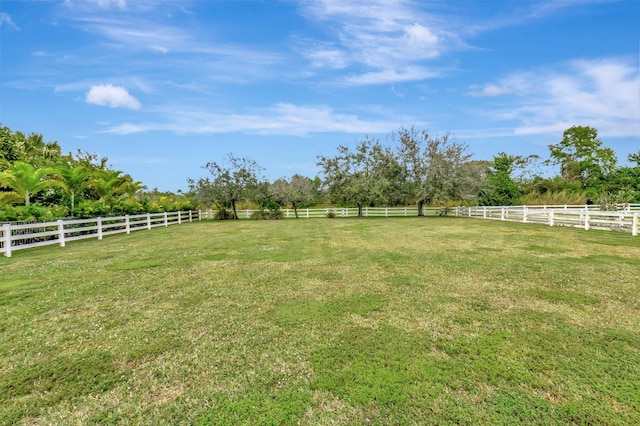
{"left": 2, "top": 122, "right": 638, "bottom": 222}
{"left": 188, "top": 125, "right": 639, "bottom": 219}
{"left": 0, "top": 124, "right": 196, "bottom": 221}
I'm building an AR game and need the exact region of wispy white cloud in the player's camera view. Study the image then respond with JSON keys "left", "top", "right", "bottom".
{"left": 460, "top": 0, "right": 612, "bottom": 36}
{"left": 59, "top": 10, "right": 285, "bottom": 83}
{"left": 89, "top": 0, "right": 127, "bottom": 9}
{"left": 103, "top": 103, "right": 404, "bottom": 136}
{"left": 306, "top": 46, "right": 349, "bottom": 69}
{"left": 71, "top": 16, "right": 188, "bottom": 54}
{"left": 0, "top": 12, "right": 19, "bottom": 30}
{"left": 468, "top": 57, "right": 640, "bottom": 138}
{"left": 86, "top": 84, "right": 141, "bottom": 109}
{"left": 64, "top": 0, "right": 162, "bottom": 12}
{"left": 298, "top": 0, "right": 454, "bottom": 84}
{"left": 344, "top": 66, "right": 439, "bottom": 85}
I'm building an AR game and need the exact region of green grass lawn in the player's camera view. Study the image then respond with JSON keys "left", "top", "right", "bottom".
{"left": 1, "top": 217, "right": 639, "bottom": 425}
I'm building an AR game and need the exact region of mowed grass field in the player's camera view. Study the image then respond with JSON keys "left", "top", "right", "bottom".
{"left": 1, "top": 217, "right": 639, "bottom": 425}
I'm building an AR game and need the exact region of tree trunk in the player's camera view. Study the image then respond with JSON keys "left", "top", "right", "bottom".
{"left": 231, "top": 200, "right": 238, "bottom": 220}
{"left": 293, "top": 202, "right": 299, "bottom": 219}
{"left": 417, "top": 199, "right": 425, "bottom": 216}
{"left": 358, "top": 203, "right": 363, "bottom": 217}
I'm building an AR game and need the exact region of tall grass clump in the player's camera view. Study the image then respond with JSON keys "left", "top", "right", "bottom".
{"left": 520, "top": 189, "right": 588, "bottom": 205}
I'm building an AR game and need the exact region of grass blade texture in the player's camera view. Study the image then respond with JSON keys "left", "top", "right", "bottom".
{"left": 1, "top": 218, "right": 639, "bottom": 425}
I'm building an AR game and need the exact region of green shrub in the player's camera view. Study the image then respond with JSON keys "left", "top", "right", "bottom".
{"left": 214, "top": 208, "right": 233, "bottom": 220}
{"left": 326, "top": 211, "right": 337, "bottom": 218}
{"left": 250, "top": 209, "right": 283, "bottom": 220}
{"left": 250, "top": 199, "right": 282, "bottom": 220}
{"left": 595, "top": 191, "right": 632, "bottom": 211}
{"left": 0, "top": 204, "right": 69, "bottom": 221}
{"left": 73, "top": 200, "right": 110, "bottom": 218}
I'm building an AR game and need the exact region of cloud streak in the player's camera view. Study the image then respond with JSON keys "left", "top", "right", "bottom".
{"left": 103, "top": 103, "right": 405, "bottom": 136}
{"left": 0, "top": 13, "right": 19, "bottom": 30}
{"left": 468, "top": 57, "right": 640, "bottom": 138}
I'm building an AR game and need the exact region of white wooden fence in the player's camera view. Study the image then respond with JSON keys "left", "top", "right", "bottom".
{"left": 455, "top": 204, "right": 640, "bottom": 237}
{"left": 202, "top": 206, "right": 445, "bottom": 220}
{"left": 2, "top": 204, "right": 638, "bottom": 257}
{"left": 1, "top": 211, "right": 197, "bottom": 258}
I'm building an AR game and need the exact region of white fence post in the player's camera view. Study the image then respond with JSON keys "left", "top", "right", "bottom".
{"left": 146, "top": 213, "right": 151, "bottom": 230}
{"left": 385, "top": 207, "right": 388, "bottom": 217}
{"left": 633, "top": 213, "right": 638, "bottom": 236}
{"left": 548, "top": 210, "right": 554, "bottom": 227}
{"left": 199, "top": 210, "right": 202, "bottom": 221}
{"left": 3, "top": 223, "right": 12, "bottom": 257}
{"left": 125, "top": 215, "right": 131, "bottom": 234}
{"left": 164, "top": 212, "right": 168, "bottom": 226}
{"left": 57, "top": 220, "right": 66, "bottom": 247}
{"left": 501, "top": 207, "right": 505, "bottom": 221}
{"left": 189, "top": 210, "right": 193, "bottom": 222}
{"left": 584, "top": 211, "right": 590, "bottom": 230}
{"left": 178, "top": 211, "right": 182, "bottom": 225}
{"left": 522, "top": 206, "right": 528, "bottom": 223}
{"left": 97, "top": 217, "right": 103, "bottom": 240}
{"left": 483, "top": 206, "right": 487, "bottom": 219}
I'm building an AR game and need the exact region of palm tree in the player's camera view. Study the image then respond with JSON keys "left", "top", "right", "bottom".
{"left": 120, "top": 177, "right": 147, "bottom": 198}
{"left": 0, "top": 191, "right": 22, "bottom": 207}
{"left": 53, "top": 165, "right": 94, "bottom": 214}
{"left": 0, "top": 162, "right": 56, "bottom": 206}
{"left": 43, "top": 141, "right": 62, "bottom": 160}
{"left": 91, "top": 170, "right": 128, "bottom": 211}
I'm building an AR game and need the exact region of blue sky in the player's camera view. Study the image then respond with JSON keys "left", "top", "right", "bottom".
{"left": 1, "top": 0, "right": 639, "bottom": 192}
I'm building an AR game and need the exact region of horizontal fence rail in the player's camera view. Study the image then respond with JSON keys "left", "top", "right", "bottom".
{"left": 1, "top": 210, "right": 197, "bottom": 258}
{"left": 201, "top": 206, "right": 447, "bottom": 220}
{"left": 0, "top": 207, "right": 448, "bottom": 257}
{"left": 2, "top": 204, "right": 638, "bottom": 257}
{"left": 455, "top": 204, "right": 640, "bottom": 237}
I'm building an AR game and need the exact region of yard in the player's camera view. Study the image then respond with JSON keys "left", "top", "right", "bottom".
{"left": 1, "top": 217, "right": 639, "bottom": 424}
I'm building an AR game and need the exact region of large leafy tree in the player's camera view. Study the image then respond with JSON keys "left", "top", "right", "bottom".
{"left": 190, "top": 154, "right": 264, "bottom": 219}
{"left": 597, "top": 150, "right": 640, "bottom": 203}
{"left": 548, "top": 126, "right": 616, "bottom": 189}
{"left": 396, "top": 127, "right": 479, "bottom": 214}
{"left": 270, "top": 174, "right": 318, "bottom": 218}
{"left": 0, "top": 162, "right": 57, "bottom": 206}
{"left": 479, "top": 153, "right": 523, "bottom": 206}
{"left": 318, "top": 137, "right": 405, "bottom": 216}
